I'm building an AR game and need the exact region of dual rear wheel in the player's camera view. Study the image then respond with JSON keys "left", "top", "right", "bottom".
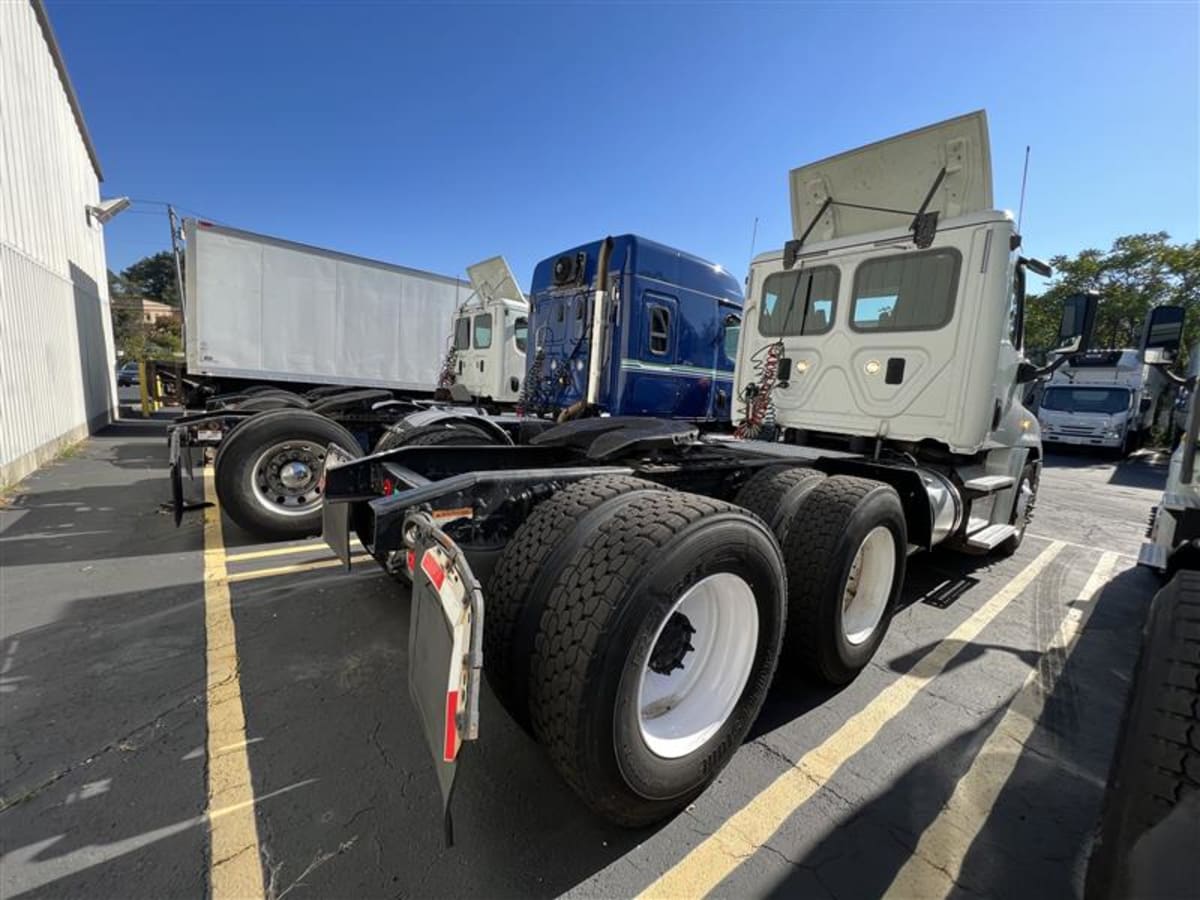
{"left": 485, "top": 469, "right": 907, "bottom": 825}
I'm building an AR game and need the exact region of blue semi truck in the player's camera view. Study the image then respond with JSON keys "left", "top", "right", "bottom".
{"left": 181, "top": 234, "right": 745, "bottom": 539}
{"left": 517, "top": 234, "right": 743, "bottom": 421}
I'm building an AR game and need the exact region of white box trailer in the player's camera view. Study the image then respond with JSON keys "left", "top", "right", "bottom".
{"left": 182, "top": 218, "right": 468, "bottom": 393}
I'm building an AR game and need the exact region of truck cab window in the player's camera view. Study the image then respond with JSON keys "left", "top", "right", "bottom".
{"left": 473, "top": 313, "right": 493, "bottom": 349}
{"left": 514, "top": 316, "right": 528, "bottom": 353}
{"left": 759, "top": 267, "right": 839, "bottom": 336}
{"left": 851, "top": 248, "right": 960, "bottom": 332}
{"left": 723, "top": 322, "right": 741, "bottom": 362}
{"left": 454, "top": 317, "right": 471, "bottom": 350}
{"left": 649, "top": 307, "right": 670, "bottom": 355}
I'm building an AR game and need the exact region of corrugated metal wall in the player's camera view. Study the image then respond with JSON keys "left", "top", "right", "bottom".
{"left": 0, "top": 1, "right": 117, "bottom": 485}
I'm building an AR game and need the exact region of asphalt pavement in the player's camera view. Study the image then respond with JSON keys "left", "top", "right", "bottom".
{"left": 0, "top": 410, "right": 1169, "bottom": 899}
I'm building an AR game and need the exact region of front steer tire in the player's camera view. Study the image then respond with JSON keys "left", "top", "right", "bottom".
{"left": 780, "top": 475, "right": 907, "bottom": 685}
{"left": 214, "top": 410, "right": 360, "bottom": 540}
{"left": 528, "top": 491, "right": 787, "bottom": 827}
{"left": 484, "top": 475, "right": 669, "bottom": 731}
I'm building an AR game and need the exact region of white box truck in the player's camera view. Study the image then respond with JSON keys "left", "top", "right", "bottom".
{"left": 181, "top": 218, "right": 469, "bottom": 401}
{"left": 1039, "top": 348, "right": 1173, "bottom": 454}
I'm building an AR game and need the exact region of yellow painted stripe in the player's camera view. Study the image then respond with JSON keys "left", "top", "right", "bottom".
{"left": 226, "top": 539, "right": 362, "bottom": 563}
{"left": 883, "top": 551, "right": 1120, "bottom": 898}
{"left": 637, "top": 540, "right": 1067, "bottom": 900}
{"left": 226, "top": 554, "right": 372, "bottom": 583}
{"left": 203, "top": 471, "right": 265, "bottom": 899}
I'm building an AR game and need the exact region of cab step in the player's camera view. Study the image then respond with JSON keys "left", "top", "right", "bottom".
{"left": 961, "top": 475, "right": 1015, "bottom": 495}
{"left": 965, "top": 523, "right": 1018, "bottom": 550}
{"left": 1138, "top": 542, "right": 1168, "bottom": 571}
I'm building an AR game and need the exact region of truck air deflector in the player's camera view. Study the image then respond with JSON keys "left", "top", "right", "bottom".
{"left": 789, "top": 111, "right": 992, "bottom": 244}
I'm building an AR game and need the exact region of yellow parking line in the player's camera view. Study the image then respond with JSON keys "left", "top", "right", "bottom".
{"left": 883, "top": 550, "right": 1121, "bottom": 898}
{"left": 226, "top": 554, "right": 372, "bottom": 583}
{"left": 226, "top": 539, "right": 362, "bottom": 563}
{"left": 637, "top": 540, "right": 1067, "bottom": 900}
{"left": 203, "top": 471, "right": 265, "bottom": 900}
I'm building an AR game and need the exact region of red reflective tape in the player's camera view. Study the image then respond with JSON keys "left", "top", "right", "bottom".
{"left": 406, "top": 549, "right": 416, "bottom": 573}
{"left": 443, "top": 690, "right": 459, "bottom": 761}
{"left": 420, "top": 549, "right": 445, "bottom": 591}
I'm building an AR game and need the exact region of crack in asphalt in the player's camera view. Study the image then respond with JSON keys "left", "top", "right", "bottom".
{"left": 884, "top": 823, "right": 987, "bottom": 897}
{"left": 0, "top": 689, "right": 203, "bottom": 811}
{"left": 750, "top": 738, "right": 857, "bottom": 809}
{"left": 370, "top": 722, "right": 394, "bottom": 770}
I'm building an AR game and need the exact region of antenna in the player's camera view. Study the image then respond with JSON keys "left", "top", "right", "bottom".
{"left": 1016, "top": 145, "right": 1031, "bottom": 234}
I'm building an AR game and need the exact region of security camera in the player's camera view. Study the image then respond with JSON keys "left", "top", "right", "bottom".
{"left": 86, "top": 197, "right": 131, "bottom": 224}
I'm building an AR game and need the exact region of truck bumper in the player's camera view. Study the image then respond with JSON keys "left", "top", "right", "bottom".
{"left": 1043, "top": 434, "right": 1121, "bottom": 448}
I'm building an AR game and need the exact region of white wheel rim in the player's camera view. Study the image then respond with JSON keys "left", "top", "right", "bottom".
{"left": 636, "top": 573, "right": 759, "bottom": 760}
{"left": 841, "top": 526, "right": 895, "bottom": 646}
{"left": 249, "top": 440, "right": 326, "bottom": 517}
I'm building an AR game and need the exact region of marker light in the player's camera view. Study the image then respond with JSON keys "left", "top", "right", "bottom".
{"left": 865, "top": 360, "right": 882, "bottom": 375}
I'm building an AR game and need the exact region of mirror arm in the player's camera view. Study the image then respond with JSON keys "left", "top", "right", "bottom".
{"left": 1148, "top": 361, "right": 1188, "bottom": 386}
{"left": 1017, "top": 352, "right": 1076, "bottom": 384}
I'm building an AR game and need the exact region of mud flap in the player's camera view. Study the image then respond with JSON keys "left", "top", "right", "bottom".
{"left": 404, "top": 511, "right": 483, "bottom": 846}
{"left": 168, "top": 428, "right": 208, "bottom": 526}
{"left": 320, "top": 444, "right": 355, "bottom": 568}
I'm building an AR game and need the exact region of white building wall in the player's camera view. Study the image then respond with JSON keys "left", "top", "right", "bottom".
{"left": 0, "top": 0, "right": 117, "bottom": 486}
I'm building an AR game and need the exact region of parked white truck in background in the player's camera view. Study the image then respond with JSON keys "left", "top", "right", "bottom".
{"left": 442, "top": 256, "right": 529, "bottom": 405}
{"left": 1039, "top": 348, "right": 1173, "bottom": 454}
{"left": 180, "top": 218, "right": 470, "bottom": 405}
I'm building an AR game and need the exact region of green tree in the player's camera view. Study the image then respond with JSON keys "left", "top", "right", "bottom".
{"left": 1025, "top": 233, "right": 1200, "bottom": 363}
{"left": 119, "top": 251, "right": 183, "bottom": 306}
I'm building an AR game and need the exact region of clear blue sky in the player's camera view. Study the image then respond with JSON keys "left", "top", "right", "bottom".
{"left": 50, "top": 1, "right": 1198, "bottom": 292}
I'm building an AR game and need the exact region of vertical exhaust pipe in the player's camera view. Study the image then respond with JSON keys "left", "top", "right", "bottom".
{"left": 559, "top": 236, "right": 614, "bottom": 423}
{"left": 585, "top": 236, "right": 614, "bottom": 407}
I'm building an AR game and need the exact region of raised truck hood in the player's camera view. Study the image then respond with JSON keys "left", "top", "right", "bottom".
{"left": 789, "top": 110, "right": 993, "bottom": 242}
{"left": 466, "top": 255, "right": 525, "bottom": 305}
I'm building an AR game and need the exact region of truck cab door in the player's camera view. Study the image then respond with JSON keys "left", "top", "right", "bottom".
{"left": 623, "top": 291, "right": 681, "bottom": 415}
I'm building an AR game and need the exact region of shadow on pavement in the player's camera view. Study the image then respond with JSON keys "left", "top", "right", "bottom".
{"left": 1043, "top": 447, "right": 1170, "bottom": 491}
{"left": 763, "top": 563, "right": 1156, "bottom": 899}
{"left": 232, "top": 567, "right": 654, "bottom": 899}
{"left": 0, "top": 581, "right": 208, "bottom": 899}
{"left": 0, "top": 418, "right": 197, "bottom": 567}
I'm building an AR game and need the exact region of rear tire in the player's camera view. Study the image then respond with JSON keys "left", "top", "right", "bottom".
{"left": 1085, "top": 571, "right": 1200, "bottom": 900}
{"left": 779, "top": 475, "right": 907, "bottom": 684}
{"left": 528, "top": 491, "right": 787, "bottom": 826}
{"left": 734, "top": 464, "right": 825, "bottom": 542}
{"left": 403, "top": 425, "right": 497, "bottom": 447}
{"left": 374, "top": 423, "right": 497, "bottom": 452}
{"left": 485, "top": 475, "right": 669, "bottom": 731}
{"left": 215, "top": 410, "right": 361, "bottom": 540}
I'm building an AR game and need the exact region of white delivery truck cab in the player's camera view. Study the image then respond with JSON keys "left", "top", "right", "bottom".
{"left": 444, "top": 256, "right": 529, "bottom": 405}
{"left": 1039, "top": 348, "right": 1170, "bottom": 453}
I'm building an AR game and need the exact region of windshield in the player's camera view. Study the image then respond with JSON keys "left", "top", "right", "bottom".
{"left": 1041, "top": 386, "right": 1132, "bottom": 415}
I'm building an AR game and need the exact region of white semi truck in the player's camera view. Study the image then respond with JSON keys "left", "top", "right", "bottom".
{"left": 1039, "top": 347, "right": 1173, "bottom": 454}
{"left": 320, "top": 111, "right": 1113, "bottom": 835}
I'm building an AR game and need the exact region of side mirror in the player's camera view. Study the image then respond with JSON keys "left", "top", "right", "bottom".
{"left": 1055, "top": 291, "right": 1098, "bottom": 354}
{"left": 1141, "top": 304, "right": 1185, "bottom": 365}
{"left": 1019, "top": 256, "right": 1053, "bottom": 278}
